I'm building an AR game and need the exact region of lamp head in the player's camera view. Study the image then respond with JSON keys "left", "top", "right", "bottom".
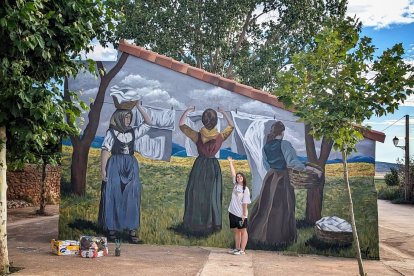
{"left": 393, "top": 136, "right": 399, "bottom": 147}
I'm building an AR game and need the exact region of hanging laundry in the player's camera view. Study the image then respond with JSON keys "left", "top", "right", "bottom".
{"left": 133, "top": 106, "right": 175, "bottom": 161}
{"left": 231, "top": 111, "right": 278, "bottom": 200}
{"left": 184, "top": 111, "right": 223, "bottom": 158}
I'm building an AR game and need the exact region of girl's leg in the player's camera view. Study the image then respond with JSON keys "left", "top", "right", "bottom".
{"left": 234, "top": 229, "right": 241, "bottom": 250}
{"left": 240, "top": 228, "right": 248, "bottom": 251}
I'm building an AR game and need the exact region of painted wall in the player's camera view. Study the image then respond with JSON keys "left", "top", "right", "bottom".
{"left": 60, "top": 55, "right": 379, "bottom": 259}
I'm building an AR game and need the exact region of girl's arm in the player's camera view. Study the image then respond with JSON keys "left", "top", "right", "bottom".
{"left": 227, "top": 156, "right": 236, "bottom": 179}
{"left": 101, "top": 149, "right": 110, "bottom": 181}
{"left": 136, "top": 101, "right": 152, "bottom": 125}
{"left": 242, "top": 203, "right": 248, "bottom": 219}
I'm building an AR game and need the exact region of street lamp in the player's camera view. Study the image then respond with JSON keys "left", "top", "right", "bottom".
{"left": 392, "top": 115, "right": 411, "bottom": 201}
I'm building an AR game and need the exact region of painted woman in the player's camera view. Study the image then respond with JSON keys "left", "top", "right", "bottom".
{"left": 179, "top": 107, "right": 234, "bottom": 235}
{"left": 248, "top": 121, "right": 320, "bottom": 247}
{"left": 98, "top": 101, "right": 152, "bottom": 243}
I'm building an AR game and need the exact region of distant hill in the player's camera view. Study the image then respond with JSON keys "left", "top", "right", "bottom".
{"left": 375, "top": 161, "right": 400, "bottom": 173}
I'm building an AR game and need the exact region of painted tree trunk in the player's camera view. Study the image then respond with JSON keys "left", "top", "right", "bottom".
{"left": 70, "top": 144, "right": 90, "bottom": 196}
{"left": 0, "top": 126, "right": 10, "bottom": 274}
{"left": 304, "top": 124, "right": 333, "bottom": 224}
{"left": 342, "top": 151, "right": 365, "bottom": 276}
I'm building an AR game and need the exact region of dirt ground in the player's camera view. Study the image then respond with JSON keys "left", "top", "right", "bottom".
{"left": 5, "top": 201, "right": 413, "bottom": 275}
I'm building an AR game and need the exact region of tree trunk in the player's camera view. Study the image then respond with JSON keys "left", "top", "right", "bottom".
{"left": 70, "top": 144, "right": 89, "bottom": 196}
{"left": 65, "top": 53, "right": 129, "bottom": 195}
{"left": 0, "top": 126, "right": 10, "bottom": 274}
{"left": 342, "top": 151, "right": 365, "bottom": 276}
{"left": 304, "top": 124, "right": 333, "bottom": 224}
{"left": 38, "top": 159, "right": 47, "bottom": 214}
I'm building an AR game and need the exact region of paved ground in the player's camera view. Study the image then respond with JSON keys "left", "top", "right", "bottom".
{"left": 5, "top": 201, "right": 413, "bottom": 275}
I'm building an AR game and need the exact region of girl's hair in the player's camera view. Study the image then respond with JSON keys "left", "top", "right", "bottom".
{"left": 266, "top": 121, "right": 285, "bottom": 143}
{"left": 202, "top": 108, "right": 218, "bottom": 130}
{"left": 235, "top": 172, "right": 247, "bottom": 192}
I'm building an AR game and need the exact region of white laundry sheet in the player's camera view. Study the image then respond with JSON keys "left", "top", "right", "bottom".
{"left": 184, "top": 111, "right": 223, "bottom": 158}
{"left": 133, "top": 106, "right": 175, "bottom": 161}
{"left": 231, "top": 111, "right": 278, "bottom": 200}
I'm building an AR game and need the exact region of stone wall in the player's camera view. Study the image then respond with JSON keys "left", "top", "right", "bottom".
{"left": 7, "top": 164, "right": 61, "bottom": 205}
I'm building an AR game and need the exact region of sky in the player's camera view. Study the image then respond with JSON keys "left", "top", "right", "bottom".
{"left": 85, "top": 0, "right": 414, "bottom": 163}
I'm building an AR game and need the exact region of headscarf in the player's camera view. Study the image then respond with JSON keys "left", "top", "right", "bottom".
{"left": 109, "top": 109, "right": 133, "bottom": 133}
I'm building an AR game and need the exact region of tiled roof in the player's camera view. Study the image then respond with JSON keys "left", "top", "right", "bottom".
{"left": 118, "top": 40, "right": 385, "bottom": 143}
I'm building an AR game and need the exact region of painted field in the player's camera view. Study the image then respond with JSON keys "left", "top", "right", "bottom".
{"left": 59, "top": 146, "right": 378, "bottom": 259}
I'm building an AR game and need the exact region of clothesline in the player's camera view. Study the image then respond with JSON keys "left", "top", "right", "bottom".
{"left": 95, "top": 101, "right": 302, "bottom": 124}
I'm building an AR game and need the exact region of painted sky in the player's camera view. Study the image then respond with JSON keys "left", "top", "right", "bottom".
{"left": 83, "top": 0, "right": 414, "bottom": 163}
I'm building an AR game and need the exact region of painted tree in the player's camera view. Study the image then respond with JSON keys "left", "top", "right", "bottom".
{"left": 276, "top": 18, "right": 414, "bottom": 276}
{"left": 64, "top": 55, "right": 129, "bottom": 195}
{"left": 0, "top": 0, "right": 120, "bottom": 273}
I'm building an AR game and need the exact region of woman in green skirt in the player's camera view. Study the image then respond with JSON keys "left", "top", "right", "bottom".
{"left": 179, "top": 106, "right": 234, "bottom": 235}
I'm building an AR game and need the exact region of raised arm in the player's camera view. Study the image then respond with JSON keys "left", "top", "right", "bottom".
{"left": 136, "top": 101, "right": 152, "bottom": 125}
{"left": 217, "top": 107, "right": 234, "bottom": 127}
{"left": 227, "top": 156, "right": 236, "bottom": 179}
{"left": 179, "top": 106, "right": 195, "bottom": 126}
{"left": 179, "top": 106, "right": 198, "bottom": 143}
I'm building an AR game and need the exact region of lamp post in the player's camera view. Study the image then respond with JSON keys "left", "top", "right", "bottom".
{"left": 392, "top": 115, "right": 411, "bottom": 200}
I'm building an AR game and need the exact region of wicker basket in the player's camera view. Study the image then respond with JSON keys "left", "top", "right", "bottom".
{"left": 315, "top": 225, "right": 353, "bottom": 246}
{"left": 112, "top": 96, "right": 138, "bottom": 110}
{"left": 288, "top": 163, "right": 322, "bottom": 189}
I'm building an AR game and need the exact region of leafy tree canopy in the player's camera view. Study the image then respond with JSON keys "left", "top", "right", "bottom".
{"left": 0, "top": 0, "right": 122, "bottom": 167}
{"left": 276, "top": 17, "right": 414, "bottom": 155}
{"left": 113, "top": 0, "right": 347, "bottom": 90}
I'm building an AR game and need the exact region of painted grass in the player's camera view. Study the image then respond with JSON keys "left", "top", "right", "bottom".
{"left": 59, "top": 146, "right": 378, "bottom": 259}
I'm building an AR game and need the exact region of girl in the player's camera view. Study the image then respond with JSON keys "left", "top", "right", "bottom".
{"left": 227, "top": 157, "right": 251, "bottom": 255}
{"left": 179, "top": 106, "right": 234, "bottom": 235}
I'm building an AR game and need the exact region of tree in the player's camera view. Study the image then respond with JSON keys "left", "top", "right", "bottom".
{"left": 0, "top": 0, "right": 120, "bottom": 273}
{"left": 64, "top": 55, "right": 129, "bottom": 195}
{"left": 276, "top": 18, "right": 414, "bottom": 276}
{"left": 113, "top": 0, "right": 347, "bottom": 89}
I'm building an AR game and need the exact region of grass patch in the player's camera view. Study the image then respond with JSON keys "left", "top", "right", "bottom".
{"left": 60, "top": 146, "right": 379, "bottom": 259}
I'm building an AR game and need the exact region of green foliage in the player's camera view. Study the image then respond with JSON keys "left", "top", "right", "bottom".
{"left": 276, "top": 17, "right": 414, "bottom": 154}
{"left": 0, "top": 0, "right": 122, "bottom": 167}
{"left": 113, "top": 0, "right": 347, "bottom": 89}
{"left": 384, "top": 168, "right": 400, "bottom": 187}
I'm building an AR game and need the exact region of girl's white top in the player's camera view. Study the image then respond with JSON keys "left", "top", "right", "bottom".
{"left": 228, "top": 182, "right": 251, "bottom": 218}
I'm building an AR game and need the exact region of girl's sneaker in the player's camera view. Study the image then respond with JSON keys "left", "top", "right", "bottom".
{"left": 227, "top": 248, "right": 239, "bottom": 254}
{"left": 233, "top": 250, "right": 246, "bottom": 255}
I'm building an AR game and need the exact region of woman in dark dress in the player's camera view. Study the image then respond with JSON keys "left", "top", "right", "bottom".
{"left": 248, "top": 121, "right": 316, "bottom": 247}
{"left": 99, "top": 101, "right": 151, "bottom": 243}
{"left": 179, "top": 107, "right": 234, "bottom": 235}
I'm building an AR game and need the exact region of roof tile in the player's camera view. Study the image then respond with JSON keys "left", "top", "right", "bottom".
{"left": 171, "top": 60, "right": 189, "bottom": 74}
{"left": 155, "top": 55, "right": 173, "bottom": 68}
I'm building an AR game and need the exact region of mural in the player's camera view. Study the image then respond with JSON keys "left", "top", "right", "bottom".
{"left": 60, "top": 48, "right": 380, "bottom": 259}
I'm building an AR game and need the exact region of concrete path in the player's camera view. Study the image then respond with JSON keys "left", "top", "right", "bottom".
{"left": 5, "top": 203, "right": 413, "bottom": 275}
{"left": 378, "top": 200, "right": 414, "bottom": 275}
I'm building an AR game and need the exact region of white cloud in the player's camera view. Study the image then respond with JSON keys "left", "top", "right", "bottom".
{"left": 80, "top": 42, "right": 118, "bottom": 61}
{"left": 121, "top": 74, "right": 161, "bottom": 88}
{"left": 364, "top": 118, "right": 414, "bottom": 126}
{"left": 113, "top": 74, "right": 185, "bottom": 110}
{"left": 347, "top": 0, "right": 414, "bottom": 29}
